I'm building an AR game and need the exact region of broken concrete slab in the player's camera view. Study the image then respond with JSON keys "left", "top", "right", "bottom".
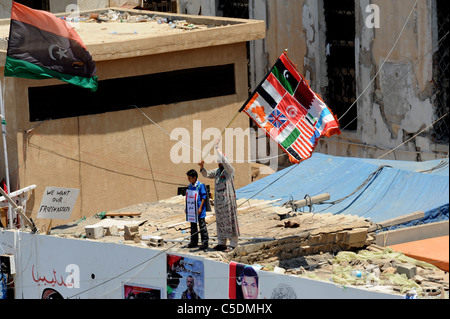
{"left": 396, "top": 263, "right": 417, "bottom": 279}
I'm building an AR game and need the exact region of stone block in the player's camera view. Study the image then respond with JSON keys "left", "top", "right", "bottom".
{"left": 341, "top": 228, "right": 368, "bottom": 245}
{"left": 148, "top": 236, "right": 164, "bottom": 247}
{"left": 308, "top": 234, "right": 323, "bottom": 245}
{"left": 124, "top": 224, "right": 139, "bottom": 236}
{"left": 85, "top": 225, "right": 104, "bottom": 239}
{"left": 336, "top": 231, "right": 347, "bottom": 242}
{"left": 105, "top": 225, "right": 119, "bottom": 236}
{"left": 242, "top": 242, "right": 265, "bottom": 254}
{"left": 396, "top": 263, "right": 417, "bottom": 279}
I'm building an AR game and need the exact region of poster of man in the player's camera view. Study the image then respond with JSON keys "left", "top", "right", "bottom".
{"left": 167, "top": 254, "right": 204, "bottom": 299}
{"left": 229, "top": 262, "right": 260, "bottom": 299}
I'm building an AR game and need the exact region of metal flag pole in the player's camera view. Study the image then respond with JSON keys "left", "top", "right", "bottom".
{"left": 0, "top": 78, "right": 13, "bottom": 229}
{"left": 201, "top": 110, "right": 241, "bottom": 161}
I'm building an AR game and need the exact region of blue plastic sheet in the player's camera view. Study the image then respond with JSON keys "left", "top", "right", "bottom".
{"left": 236, "top": 153, "right": 449, "bottom": 226}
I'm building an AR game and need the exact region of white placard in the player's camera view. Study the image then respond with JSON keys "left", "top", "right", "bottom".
{"left": 37, "top": 187, "right": 80, "bottom": 220}
{"left": 185, "top": 189, "right": 198, "bottom": 223}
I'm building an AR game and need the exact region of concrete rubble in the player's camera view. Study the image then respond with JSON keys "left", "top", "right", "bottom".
{"left": 62, "top": 9, "right": 210, "bottom": 31}
{"left": 49, "top": 195, "right": 449, "bottom": 299}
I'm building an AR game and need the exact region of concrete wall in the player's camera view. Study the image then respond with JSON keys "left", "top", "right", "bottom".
{"left": 49, "top": 0, "right": 110, "bottom": 13}
{"left": 302, "top": 0, "right": 448, "bottom": 162}
{"left": 0, "top": 229, "right": 402, "bottom": 299}
{"left": 1, "top": 42, "right": 252, "bottom": 230}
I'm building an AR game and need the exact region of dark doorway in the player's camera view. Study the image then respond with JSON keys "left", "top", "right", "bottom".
{"left": 323, "top": 0, "right": 357, "bottom": 131}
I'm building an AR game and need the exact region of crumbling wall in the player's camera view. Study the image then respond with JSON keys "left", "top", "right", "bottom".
{"left": 304, "top": 0, "right": 448, "bottom": 161}
{"left": 228, "top": 222, "right": 373, "bottom": 265}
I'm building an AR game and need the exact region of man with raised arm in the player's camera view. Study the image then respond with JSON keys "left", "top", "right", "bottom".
{"left": 199, "top": 139, "right": 240, "bottom": 251}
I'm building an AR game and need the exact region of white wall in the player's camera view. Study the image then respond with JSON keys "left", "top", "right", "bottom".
{"left": 0, "top": 229, "right": 402, "bottom": 299}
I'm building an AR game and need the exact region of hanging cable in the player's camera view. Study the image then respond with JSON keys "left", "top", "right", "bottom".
{"left": 321, "top": 165, "right": 392, "bottom": 207}
{"left": 377, "top": 113, "right": 449, "bottom": 160}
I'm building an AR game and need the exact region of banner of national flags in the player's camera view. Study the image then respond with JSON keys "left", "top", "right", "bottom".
{"left": 241, "top": 52, "right": 341, "bottom": 164}
{"left": 4, "top": 1, "right": 98, "bottom": 92}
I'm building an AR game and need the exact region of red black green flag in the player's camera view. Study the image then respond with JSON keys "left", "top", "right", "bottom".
{"left": 4, "top": 1, "right": 98, "bottom": 92}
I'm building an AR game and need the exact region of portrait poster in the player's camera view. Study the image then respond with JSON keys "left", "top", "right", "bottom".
{"left": 167, "top": 254, "right": 204, "bottom": 299}
{"left": 123, "top": 284, "right": 161, "bottom": 299}
{"left": 185, "top": 189, "right": 198, "bottom": 223}
{"left": 229, "top": 262, "right": 261, "bottom": 299}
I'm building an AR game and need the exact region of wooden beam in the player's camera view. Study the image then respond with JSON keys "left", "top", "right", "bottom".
{"left": 105, "top": 212, "right": 142, "bottom": 217}
{"left": 368, "top": 211, "right": 425, "bottom": 232}
{"left": 289, "top": 193, "right": 331, "bottom": 209}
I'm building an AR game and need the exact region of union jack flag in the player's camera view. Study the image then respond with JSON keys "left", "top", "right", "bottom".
{"left": 268, "top": 109, "right": 287, "bottom": 129}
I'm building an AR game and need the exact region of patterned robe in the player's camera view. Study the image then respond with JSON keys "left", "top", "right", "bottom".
{"left": 201, "top": 150, "right": 240, "bottom": 241}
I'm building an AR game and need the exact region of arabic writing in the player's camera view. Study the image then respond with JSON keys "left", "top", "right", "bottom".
{"left": 31, "top": 264, "right": 79, "bottom": 288}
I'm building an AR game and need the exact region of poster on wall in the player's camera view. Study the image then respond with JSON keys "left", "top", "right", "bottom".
{"left": 229, "top": 262, "right": 261, "bottom": 299}
{"left": 167, "top": 254, "right": 204, "bottom": 299}
{"left": 123, "top": 284, "right": 161, "bottom": 299}
{"left": 36, "top": 187, "right": 80, "bottom": 220}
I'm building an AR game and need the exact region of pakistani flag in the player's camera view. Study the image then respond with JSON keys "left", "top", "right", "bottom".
{"left": 241, "top": 52, "right": 341, "bottom": 164}
{"left": 4, "top": 1, "right": 98, "bottom": 92}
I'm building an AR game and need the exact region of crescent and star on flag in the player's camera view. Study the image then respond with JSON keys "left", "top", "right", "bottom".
{"left": 48, "top": 44, "right": 68, "bottom": 61}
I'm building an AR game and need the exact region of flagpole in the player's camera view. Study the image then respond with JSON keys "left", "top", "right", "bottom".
{"left": 0, "top": 79, "right": 13, "bottom": 229}
{"left": 202, "top": 50, "right": 290, "bottom": 160}
{"left": 201, "top": 110, "right": 241, "bottom": 160}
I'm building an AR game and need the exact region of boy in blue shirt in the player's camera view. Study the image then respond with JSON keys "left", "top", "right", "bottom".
{"left": 186, "top": 169, "right": 209, "bottom": 250}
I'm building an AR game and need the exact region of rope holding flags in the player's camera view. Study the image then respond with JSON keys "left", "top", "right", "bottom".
{"left": 240, "top": 51, "right": 341, "bottom": 164}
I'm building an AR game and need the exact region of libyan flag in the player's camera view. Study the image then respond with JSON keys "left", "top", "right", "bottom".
{"left": 4, "top": 1, "right": 98, "bottom": 92}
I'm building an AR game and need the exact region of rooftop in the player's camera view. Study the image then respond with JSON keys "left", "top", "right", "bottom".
{"left": 0, "top": 7, "right": 265, "bottom": 65}
{"left": 48, "top": 194, "right": 449, "bottom": 298}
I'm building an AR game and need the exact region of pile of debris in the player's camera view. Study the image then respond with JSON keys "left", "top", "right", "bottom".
{"left": 62, "top": 9, "right": 204, "bottom": 31}
{"left": 267, "top": 244, "right": 448, "bottom": 299}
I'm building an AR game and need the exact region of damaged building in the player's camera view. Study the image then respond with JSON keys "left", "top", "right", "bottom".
{"left": 180, "top": 0, "right": 449, "bottom": 165}
{"left": 0, "top": 1, "right": 448, "bottom": 300}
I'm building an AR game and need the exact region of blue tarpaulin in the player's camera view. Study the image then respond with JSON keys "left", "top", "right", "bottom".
{"left": 236, "top": 153, "right": 449, "bottom": 227}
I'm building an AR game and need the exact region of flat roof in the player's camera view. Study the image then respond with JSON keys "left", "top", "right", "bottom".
{"left": 46, "top": 195, "right": 450, "bottom": 298}
{"left": 0, "top": 7, "right": 265, "bottom": 65}
{"left": 49, "top": 195, "right": 373, "bottom": 262}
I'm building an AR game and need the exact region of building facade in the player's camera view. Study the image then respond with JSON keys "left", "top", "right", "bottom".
{"left": 181, "top": 0, "right": 449, "bottom": 164}
{"left": 0, "top": 7, "right": 265, "bottom": 229}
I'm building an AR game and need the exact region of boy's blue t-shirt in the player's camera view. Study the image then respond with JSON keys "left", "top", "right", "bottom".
{"left": 187, "top": 181, "right": 207, "bottom": 219}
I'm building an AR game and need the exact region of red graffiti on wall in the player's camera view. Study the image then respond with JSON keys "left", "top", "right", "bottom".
{"left": 31, "top": 265, "right": 68, "bottom": 287}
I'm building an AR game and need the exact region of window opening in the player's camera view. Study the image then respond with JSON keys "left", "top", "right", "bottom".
{"left": 432, "top": 0, "right": 449, "bottom": 144}
{"left": 141, "top": 0, "right": 177, "bottom": 13}
{"left": 217, "top": 0, "right": 249, "bottom": 19}
{"left": 28, "top": 64, "right": 236, "bottom": 122}
{"left": 323, "top": 0, "right": 357, "bottom": 131}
